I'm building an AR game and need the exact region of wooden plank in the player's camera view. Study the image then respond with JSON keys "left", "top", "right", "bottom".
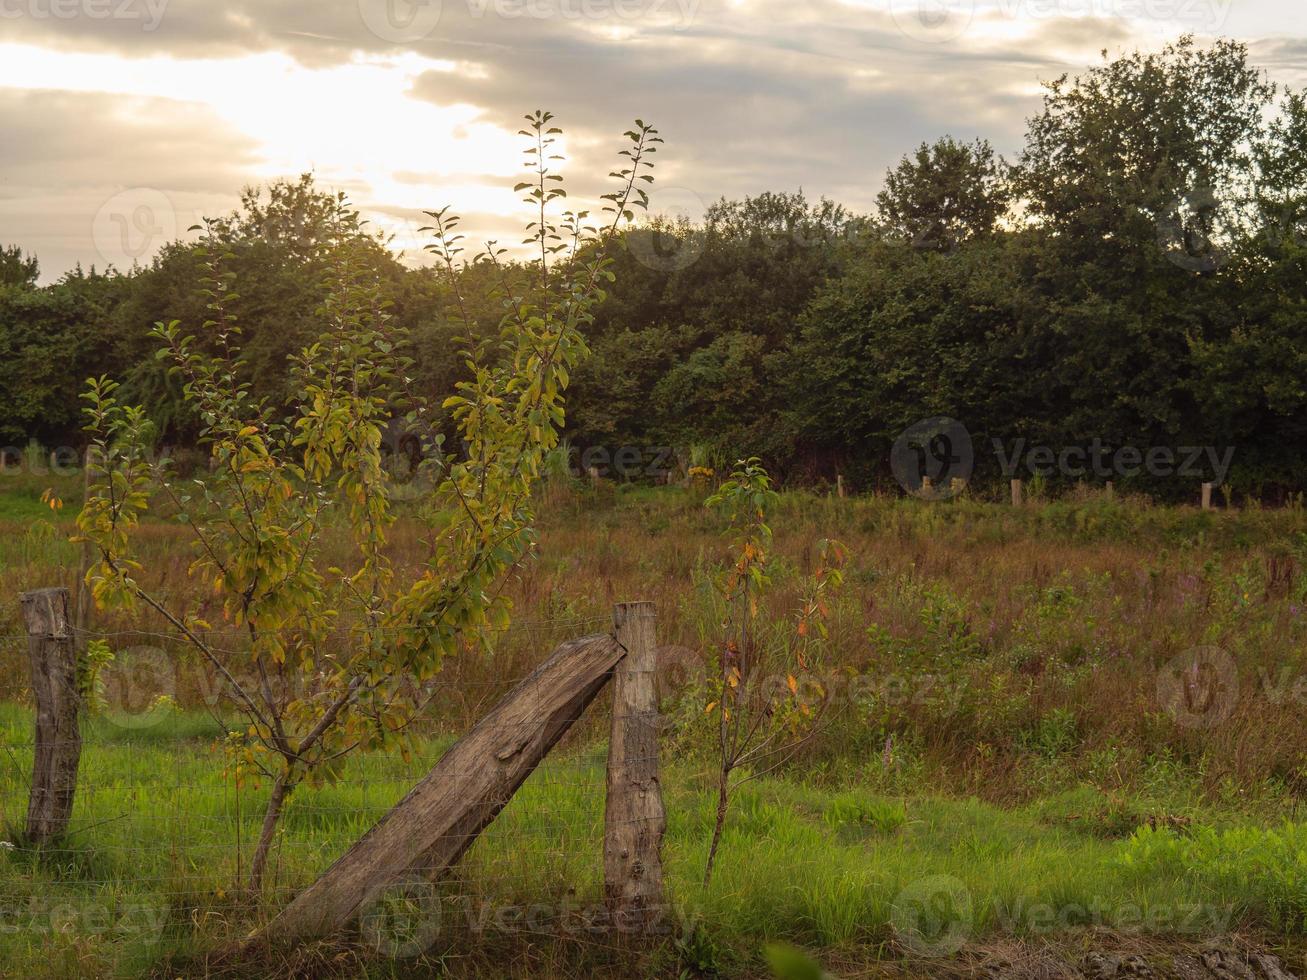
{"left": 21, "top": 587, "right": 82, "bottom": 843}
{"left": 603, "top": 602, "right": 667, "bottom": 926}
{"left": 258, "top": 632, "right": 625, "bottom": 942}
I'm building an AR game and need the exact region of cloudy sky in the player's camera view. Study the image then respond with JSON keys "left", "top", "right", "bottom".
{"left": 3, "top": 0, "right": 1305, "bottom": 281}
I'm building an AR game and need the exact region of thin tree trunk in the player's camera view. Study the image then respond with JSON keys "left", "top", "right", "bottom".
{"left": 250, "top": 773, "right": 291, "bottom": 893}
{"left": 703, "top": 770, "right": 730, "bottom": 886}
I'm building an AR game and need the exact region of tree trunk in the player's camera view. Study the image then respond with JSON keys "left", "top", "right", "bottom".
{"left": 250, "top": 772, "right": 291, "bottom": 894}
{"left": 257, "top": 632, "right": 624, "bottom": 943}
{"left": 703, "top": 773, "right": 729, "bottom": 887}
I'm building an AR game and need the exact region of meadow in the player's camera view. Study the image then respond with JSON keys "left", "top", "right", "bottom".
{"left": 3, "top": 467, "right": 1307, "bottom": 978}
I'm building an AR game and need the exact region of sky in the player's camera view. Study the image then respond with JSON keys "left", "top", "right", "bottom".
{"left": 2, "top": 0, "right": 1306, "bottom": 282}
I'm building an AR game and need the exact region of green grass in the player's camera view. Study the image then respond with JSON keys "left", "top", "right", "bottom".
{"left": 0, "top": 702, "right": 1302, "bottom": 978}
{"left": 3, "top": 478, "right": 1307, "bottom": 975}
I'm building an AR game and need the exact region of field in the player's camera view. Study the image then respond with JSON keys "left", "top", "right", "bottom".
{"left": 3, "top": 469, "right": 1307, "bottom": 978}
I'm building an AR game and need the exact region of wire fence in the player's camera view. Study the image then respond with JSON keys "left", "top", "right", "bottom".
{"left": 0, "top": 608, "right": 679, "bottom": 963}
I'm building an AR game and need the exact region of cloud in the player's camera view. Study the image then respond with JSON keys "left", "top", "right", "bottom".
{"left": 0, "top": 0, "right": 1302, "bottom": 279}
{"left": 0, "top": 87, "right": 259, "bottom": 276}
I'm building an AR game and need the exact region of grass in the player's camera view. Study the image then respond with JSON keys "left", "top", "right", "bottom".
{"left": 2, "top": 700, "right": 1301, "bottom": 979}
{"left": 3, "top": 474, "right": 1307, "bottom": 976}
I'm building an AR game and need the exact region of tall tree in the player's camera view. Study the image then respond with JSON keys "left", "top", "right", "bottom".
{"left": 876, "top": 137, "right": 1009, "bottom": 251}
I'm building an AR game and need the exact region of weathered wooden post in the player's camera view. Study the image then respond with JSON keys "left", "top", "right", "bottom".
{"left": 921, "top": 476, "right": 933, "bottom": 496}
{"left": 258, "top": 633, "right": 625, "bottom": 943}
{"left": 1105, "top": 480, "right": 1114, "bottom": 498}
{"left": 21, "top": 587, "right": 82, "bottom": 843}
{"left": 604, "top": 603, "right": 667, "bottom": 927}
{"left": 1010, "top": 479, "right": 1023, "bottom": 506}
{"left": 1202, "top": 482, "right": 1213, "bottom": 510}
{"left": 836, "top": 474, "right": 845, "bottom": 499}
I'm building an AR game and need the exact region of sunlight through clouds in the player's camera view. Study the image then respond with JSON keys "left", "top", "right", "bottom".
{"left": 2, "top": 0, "right": 1304, "bottom": 277}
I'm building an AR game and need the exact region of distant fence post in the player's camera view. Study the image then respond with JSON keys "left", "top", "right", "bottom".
{"left": 1010, "top": 479, "right": 1023, "bottom": 507}
{"left": 1202, "top": 482, "right": 1213, "bottom": 510}
{"left": 604, "top": 602, "right": 667, "bottom": 927}
{"left": 21, "top": 587, "right": 82, "bottom": 844}
{"left": 1105, "top": 481, "right": 1114, "bottom": 498}
{"left": 836, "top": 474, "right": 845, "bottom": 499}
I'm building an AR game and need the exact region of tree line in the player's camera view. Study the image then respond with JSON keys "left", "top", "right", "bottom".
{"left": 3, "top": 37, "right": 1305, "bottom": 499}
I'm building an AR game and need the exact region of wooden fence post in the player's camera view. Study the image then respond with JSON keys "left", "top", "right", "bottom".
{"left": 1202, "top": 482, "right": 1213, "bottom": 510}
{"left": 605, "top": 602, "right": 667, "bottom": 927}
{"left": 21, "top": 587, "right": 81, "bottom": 844}
{"left": 836, "top": 474, "right": 845, "bottom": 499}
{"left": 1105, "top": 481, "right": 1114, "bottom": 498}
{"left": 1010, "top": 479, "right": 1023, "bottom": 507}
{"left": 258, "top": 633, "right": 625, "bottom": 943}
{"left": 921, "top": 476, "right": 934, "bottom": 496}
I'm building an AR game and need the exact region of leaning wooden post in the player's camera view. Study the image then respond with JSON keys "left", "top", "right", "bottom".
{"left": 258, "top": 633, "right": 625, "bottom": 943}
{"left": 604, "top": 602, "right": 667, "bottom": 927}
{"left": 1010, "top": 479, "right": 1023, "bottom": 507}
{"left": 21, "top": 587, "right": 82, "bottom": 844}
{"left": 1201, "top": 482, "right": 1213, "bottom": 510}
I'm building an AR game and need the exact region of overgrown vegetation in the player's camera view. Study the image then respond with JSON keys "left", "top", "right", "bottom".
{"left": 4, "top": 476, "right": 1307, "bottom": 976}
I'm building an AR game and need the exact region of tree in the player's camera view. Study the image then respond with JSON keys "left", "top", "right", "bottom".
{"left": 1015, "top": 36, "right": 1273, "bottom": 260}
{"left": 0, "top": 245, "right": 39, "bottom": 288}
{"left": 0, "top": 268, "right": 123, "bottom": 444}
{"left": 876, "top": 137, "right": 1009, "bottom": 251}
{"left": 75, "top": 111, "right": 663, "bottom": 892}
{"left": 700, "top": 459, "right": 846, "bottom": 885}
